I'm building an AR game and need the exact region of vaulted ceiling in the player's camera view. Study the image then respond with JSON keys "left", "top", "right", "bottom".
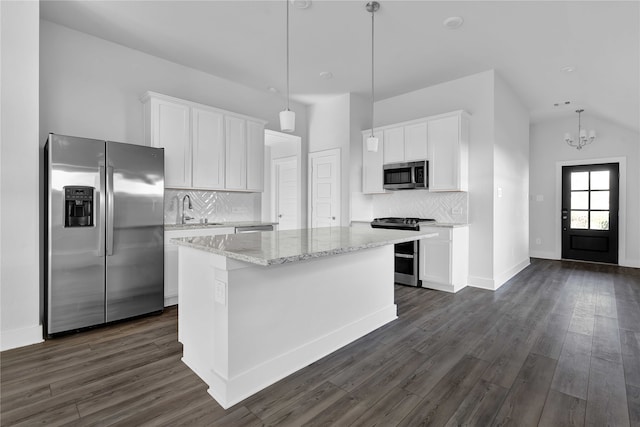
{"left": 41, "top": 1, "right": 639, "bottom": 132}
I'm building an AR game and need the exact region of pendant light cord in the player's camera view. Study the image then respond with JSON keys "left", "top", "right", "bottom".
{"left": 286, "top": 0, "right": 290, "bottom": 112}
{"left": 370, "top": 7, "right": 375, "bottom": 138}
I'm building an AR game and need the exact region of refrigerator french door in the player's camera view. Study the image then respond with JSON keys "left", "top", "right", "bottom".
{"left": 45, "top": 134, "right": 164, "bottom": 336}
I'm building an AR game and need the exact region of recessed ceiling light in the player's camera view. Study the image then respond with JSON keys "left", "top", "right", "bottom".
{"left": 268, "top": 87, "right": 278, "bottom": 93}
{"left": 443, "top": 16, "right": 464, "bottom": 29}
{"left": 291, "top": 0, "right": 311, "bottom": 9}
{"left": 561, "top": 66, "right": 576, "bottom": 73}
{"left": 319, "top": 71, "right": 333, "bottom": 80}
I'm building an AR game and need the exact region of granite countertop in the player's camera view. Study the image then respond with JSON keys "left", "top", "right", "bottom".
{"left": 172, "top": 226, "right": 437, "bottom": 266}
{"left": 421, "top": 222, "right": 468, "bottom": 228}
{"left": 165, "top": 221, "right": 278, "bottom": 231}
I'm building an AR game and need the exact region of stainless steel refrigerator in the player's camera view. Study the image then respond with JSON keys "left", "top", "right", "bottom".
{"left": 45, "top": 134, "right": 164, "bottom": 336}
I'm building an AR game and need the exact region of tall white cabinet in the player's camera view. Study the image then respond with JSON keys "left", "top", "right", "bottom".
{"left": 361, "top": 110, "right": 469, "bottom": 194}
{"left": 142, "top": 91, "right": 267, "bottom": 192}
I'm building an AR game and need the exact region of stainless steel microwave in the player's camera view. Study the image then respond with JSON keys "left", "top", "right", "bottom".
{"left": 383, "top": 160, "right": 428, "bottom": 190}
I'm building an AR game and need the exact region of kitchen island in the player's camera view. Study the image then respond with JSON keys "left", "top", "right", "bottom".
{"left": 173, "top": 226, "right": 436, "bottom": 408}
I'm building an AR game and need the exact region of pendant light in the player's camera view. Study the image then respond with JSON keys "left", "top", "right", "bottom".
{"left": 564, "top": 109, "right": 596, "bottom": 150}
{"left": 366, "top": 2, "right": 380, "bottom": 152}
{"left": 279, "top": 0, "right": 295, "bottom": 132}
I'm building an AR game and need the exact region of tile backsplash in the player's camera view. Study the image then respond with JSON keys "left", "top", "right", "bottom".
{"left": 164, "top": 189, "right": 261, "bottom": 224}
{"left": 372, "top": 190, "right": 468, "bottom": 223}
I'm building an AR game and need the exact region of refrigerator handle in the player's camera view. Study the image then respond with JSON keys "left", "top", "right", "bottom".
{"left": 106, "top": 166, "right": 114, "bottom": 256}
{"left": 97, "top": 165, "right": 106, "bottom": 257}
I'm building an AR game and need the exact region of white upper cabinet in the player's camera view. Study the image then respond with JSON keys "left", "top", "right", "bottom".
{"left": 362, "top": 130, "right": 385, "bottom": 194}
{"left": 192, "top": 107, "right": 225, "bottom": 190}
{"left": 361, "top": 110, "right": 469, "bottom": 194}
{"left": 246, "top": 120, "right": 265, "bottom": 192}
{"left": 404, "top": 122, "right": 428, "bottom": 161}
{"left": 143, "top": 96, "right": 191, "bottom": 188}
{"left": 225, "top": 116, "right": 247, "bottom": 191}
{"left": 383, "top": 127, "right": 405, "bottom": 164}
{"left": 428, "top": 111, "right": 469, "bottom": 192}
{"left": 142, "top": 92, "right": 266, "bottom": 192}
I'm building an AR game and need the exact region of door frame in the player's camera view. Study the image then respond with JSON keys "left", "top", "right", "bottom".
{"left": 271, "top": 155, "right": 300, "bottom": 230}
{"left": 308, "top": 148, "right": 341, "bottom": 228}
{"left": 555, "top": 157, "right": 627, "bottom": 263}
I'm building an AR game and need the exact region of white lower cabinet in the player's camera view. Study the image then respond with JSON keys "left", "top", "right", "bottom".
{"left": 164, "top": 227, "right": 235, "bottom": 306}
{"left": 419, "top": 226, "right": 469, "bottom": 293}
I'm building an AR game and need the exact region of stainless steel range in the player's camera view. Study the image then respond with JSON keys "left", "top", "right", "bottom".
{"left": 371, "top": 217, "right": 435, "bottom": 287}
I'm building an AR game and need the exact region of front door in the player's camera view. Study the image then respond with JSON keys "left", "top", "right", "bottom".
{"left": 561, "top": 163, "right": 619, "bottom": 264}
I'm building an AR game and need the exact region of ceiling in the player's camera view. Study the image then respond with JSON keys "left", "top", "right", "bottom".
{"left": 40, "top": 1, "right": 639, "bottom": 132}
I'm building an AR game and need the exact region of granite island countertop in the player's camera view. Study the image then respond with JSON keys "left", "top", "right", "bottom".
{"left": 165, "top": 221, "right": 278, "bottom": 231}
{"left": 172, "top": 226, "right": 437, "bottom": 266}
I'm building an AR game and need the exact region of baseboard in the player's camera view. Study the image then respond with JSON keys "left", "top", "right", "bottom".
{"left": 620, "top": 259, "right": 640, "bottom": 268}
{"left": 164, "top": 295, "right": 178, "bottom": 307}
{"left": 1, "top": 324, "right": 44, "bottom": 351}
{"left": 529, "top": 250, "right": 558, "bottom": 260}
{"left": 467, "top": 275, "right": 496, "bottom": 290}
{"left": 494, "top": 258, "right": 530, "bottom": 289}
{"left": 204, "top": 304, "right": 398, "bottom": 409}
{"left": 422, "top": 281, "right": 466, "bottom": 293}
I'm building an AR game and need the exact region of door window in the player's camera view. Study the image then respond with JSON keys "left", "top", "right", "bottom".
{"left": 569, "top": 170, "right": 610, "bottom": 231}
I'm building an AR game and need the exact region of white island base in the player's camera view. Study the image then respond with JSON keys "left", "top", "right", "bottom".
{"left": 178, "top": 244, "right": 396, "bottom": 409}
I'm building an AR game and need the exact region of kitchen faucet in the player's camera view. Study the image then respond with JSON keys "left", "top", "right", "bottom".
{"left": 182, "top": 195, "right": 193, "bottom": 224}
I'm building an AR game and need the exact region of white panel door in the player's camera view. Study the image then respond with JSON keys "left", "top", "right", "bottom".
{"left": 153, "top": 99, "right": 190, "bottom": 188}
{"left": 383, "top": 127, "right": 404, "bottom": 164}
{"left": 246, "top": 120, "right": 265, "bottom": 192}
{"left": 404, "top": 121, "right": 428, "bottom": 161}
{"left": 192, "top": 107, "right": 225, "bottom": 189}
{"left": 273, "top": 156, "right": 299, "bottom": 230}
{"left": 310, "top": 150, "right": 340, "bottom": 228}
{"left": 362, "top": 130, "right": 385, "bottom": 194}
{"left": 225, "top": 116, "right": 247, "bottom": 190}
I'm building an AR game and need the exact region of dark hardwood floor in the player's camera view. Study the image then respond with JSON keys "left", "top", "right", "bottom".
{"left": 2, "top": 258, "right": 640, "bottom": 426}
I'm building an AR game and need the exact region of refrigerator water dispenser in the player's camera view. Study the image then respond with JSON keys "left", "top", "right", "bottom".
{"left": 64, "top": 186, "right": 94, "bottom": 227}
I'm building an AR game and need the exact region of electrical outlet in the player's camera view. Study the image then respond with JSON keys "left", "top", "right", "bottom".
{"left": 214, "top": 280, "right": 226, "bottom": 305}
{"left": 536, "top": 194, "right": 544, "bottom": 202}
{"left": 232, "top": 207, "right": 247, "bottom": 214}
{"left": 452, "top": 207, "right": 463, "bottom": 215}
{"left": 535, "top": 238, "right": 542, "bottom": 245}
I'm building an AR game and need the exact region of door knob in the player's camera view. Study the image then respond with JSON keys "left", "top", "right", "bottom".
{"left": 278, "top": 214, "right": 283, "bottom": 218}
{"left": 332, "top": 216, "right": 336, "bottom": 220}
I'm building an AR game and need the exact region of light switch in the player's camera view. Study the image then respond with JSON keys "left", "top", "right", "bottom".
{"left": 536, "top": 194, "right": 544, "bottom": 202}
{"left": 497, "top": 187, "right": 503, "bottom": 198}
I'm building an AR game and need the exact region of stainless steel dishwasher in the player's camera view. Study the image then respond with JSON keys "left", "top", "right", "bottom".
{"left": 234, "top": 225, "right": 275, "bottom": 233}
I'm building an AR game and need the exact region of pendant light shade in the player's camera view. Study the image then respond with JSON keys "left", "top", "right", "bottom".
{"left": 280, "top": 110, "right": 296, "bottom": 133}
{"left": 366, "top": 2, "right": 380, "bottom": 152}
{"left": 279, "top": 0, "right": 295, "bottom": 133}
{"left": 366, "top": 135, "right": 379, "bottom": 152}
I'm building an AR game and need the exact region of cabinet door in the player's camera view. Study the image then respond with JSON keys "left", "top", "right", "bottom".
{"left": 246, "top": 120, "right": 265, "bottom": 192}
{"left": 420, "top": 239, "right": 452, "bottom": 284}
{"left": 152, "top": 99, "right": 191, "bottom": 188}
{"left": 225, "top": 116, "right": 247, "bottom": 190}
{"left": 404, "top": 122, "right": 428, "bottom": 161}
{"left": 383, "top": 127, "right": 404, "bottom": 164}
{"left": 362, "top": 130, "right": 385, "bottom": 194}
{"left": 192, "top": 107, "right": 225, "bottom": 189}
{"left": 428, "top": 115, "right": 461, "bottom": 191}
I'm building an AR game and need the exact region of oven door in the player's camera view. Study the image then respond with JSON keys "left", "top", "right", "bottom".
{"left": 394, "top": 240, "right": 419, "bottom": 287}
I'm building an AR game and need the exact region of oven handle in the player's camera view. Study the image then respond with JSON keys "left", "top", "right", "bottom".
{"left": 394, "top": 253, "right": 415, "bottom": 259}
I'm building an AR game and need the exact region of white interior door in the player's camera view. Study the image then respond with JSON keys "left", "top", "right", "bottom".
{"left": 272, "top": 156, "right": 299, "bottom": 230}
{"left": 309, "top": 149, "right": 340, "bottom": 228}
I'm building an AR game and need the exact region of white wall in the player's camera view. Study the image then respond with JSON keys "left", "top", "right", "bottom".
{"left": 1, "top": 1, "right": 43, "bottom": 350}
{"left": 493, "top": 74, "right": 531, "bottom": 286}
{"left": 530, "top": 114, "right": 640, "bottom": 267}
{"left": 39, "top": 20, "right": 308, "bottom": 147}
{"left": 372, "top": 71, "right": 497, "bottom": 287}
{"left": 307, "top": 93, "right": 351, "bottom": 226}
